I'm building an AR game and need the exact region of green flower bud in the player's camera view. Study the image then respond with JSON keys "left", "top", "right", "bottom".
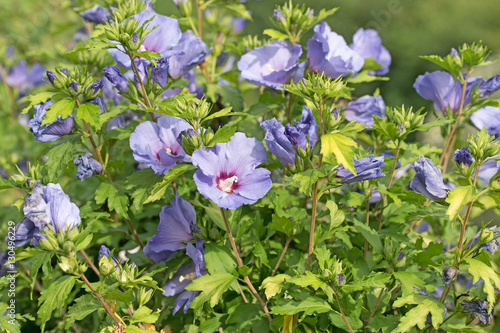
{"left": 39, "top": 238, "right": 58, "bottom": 251}
{"left": 99, "top": 256, "right": 116, "bottom": 277}
{"left": 63, "top": 241, "right": 75, "bottom": 255}
{"left": 59, "top": 256, "right": 78, "bottom": 274}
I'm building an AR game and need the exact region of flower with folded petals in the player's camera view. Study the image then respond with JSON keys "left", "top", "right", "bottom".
{"left": 103, "top": 66, "right": 129, "bottom": 93}
{"left": 28, "top": 100, "right": 75, "bottom": 143}
{"left": 7, "top": 182, "right": 81, "bottom": 246}
{"left": 335, "top": 155, "right": 385, "bottom": 183}
{"left": 442, "top": 266, "right": 459, "bottom": 285}
{"left": 466, "top": 226, "right": 500, "bottom": 257}
{"left": 413, "top": 71, "right": 482, "bottom": 113}
{"left": 453, "top": 147, "right": 474, "bottom": 167}
{"left": 168, "top": 31, "right": 211, "bottom": 78}
{"left": 478, "top": 75, "right": 500, "bottom": 97}
{"left": 409, "top": 156, "right": 448, "bottom": 201}
{"left": 461, "top": 299, "right": 493, "bottom": 325}
{"left": 109, "top": 9, "right": 182, "bottom": 69}
{"left": 470, "top": 106, "right": 500, "bottom": 138}
{"left": 191, "top": 132, "right": 272, "bottom": 210}
{"left": 344, "top": 95, "right": 385, "bottom": 127}
{"left": 5, "top": 60, "right": 45, "bottom": 96}
{"left": 151, "top": 58, "right": 169, "bottom": 87}
{"left": 163, "top": 239, "right": 207, "bottom": 314}
{"left": 161, "top": 71, "right": 203, "bottom": 99}
{"left": 144, "top": 194, "right": 197, "bottom": 262}
{"left": 238, "top": 40, "right": 306, "bottom": 90}
{"left": 73, "top": 153, "right": 103, "bottom": 181}
{"left": 129, "top": 115, "right": 193, "bottom": 175}
{"left": 307, "top": 22, "right": 364, "bottom": 79}
{"left": 350, "top": 28, "right": 391, "bottom": 75}
{"left": 79, "top": 5, "right": 110, "bottom": 24}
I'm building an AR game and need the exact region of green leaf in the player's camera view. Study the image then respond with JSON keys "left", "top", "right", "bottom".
{"left": 129, "top": 306, "right": 159, "bottom": 324}
{"left": 321, "top": 133, "right": 357, "bottom": 175}
{"left": 266, "top": 214, "right": 296, "bottom": 236}
{"left": 0, "top": 302, "right": 21, "bottom": 333}
{"left": 445, "top": 185, "right": 476, "bottom": 221}
{"left": 290, "top": 167, "right": 329, "bottom": 195}
{"left": 76, "top": 102, "right": 101, "bottom": 128}
{"left": 412, "top": 242, "right": 444, "bottom": 267}
{"left": 204, "top": 243, "right": 237, "bottom": 274}
{"left": 143, "top": 164, "right": 195, "bottom": 204}
{"left": 351, "top": 219, "right": 383, "bottom": 254}
{"left": 392, "top": 294, "right": 444, "bottom": 331}
{"left": 420, "top": 54, "right": 462, "bottom": 77}
{"left": 260, "top": 274, "right": 290, "bottom": 300}
{"left": 440, "top": 324, "right": 489, "bottom": 333}
{"left": 263, "top": 29, "right": 289, "bottom": 40}
{"left": 42, "top": 99, "right": 76, "bottom": 125}
{"left": 44, "top": 133, "right": 81, "bottom": 181}
{"left": 133, "top": 50, "right": 161, "bottom": 64}
{"left": 206, "top": 85, "right": 244, "bottom": 111}
{"left": 22, "top": 92, "right": 57, "bottom": 114}
{"left": 253, "top": 242, "right": 269, "bottom": 267}
{"left": 342, "top": 272, "right": 391, "bottom": 292}
{"left": 288, "top": 271, "right": 324, "bottom": 290}
{"left": 271, "top": 296, "right": 332, "bottom": 317}
{"left": 348, "top": 70, "right": 390, "bottom": 84}
{"left": 38, "top": 275, "right": 76, "bottom": 331}
{"left": 185, "top": 273, "right": 237, "bottom": 310}
{"left": 95, "top": 182, "right": 129, "bottom": 219}
{"left": 464, "top": 257, "right": 500, "bottom": 310}
{"left": 206, "top": 125, "right": 237, "bottom": 147}
{"left": 414, "top": 117, "right": 454, "bottom": 133}
{"left": 372, "top": 117, "right": 398, "bottom": 141}
{"left": 202, "top": 107, "right": 233, "bottom": 123}
{"left": 226, "top": 303, "right": 269, "bottom": 332}
{"left": 64, "top": 294, "right": 101, "bottom": 329}
{"left": 393, "top": 272, "right": 427, "bottom": 297}
{"left": 16, "top": 248, "right": 46, "bottom": 261}
{"left": 125, "top": 326, "right": 154, "bottom": 333}
{"left": 326, "top": 200, "right": 345, "bottom": 229}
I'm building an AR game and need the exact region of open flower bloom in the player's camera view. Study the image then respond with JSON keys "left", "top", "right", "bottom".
{"left": 144, "top": 194, "right": 197, "bottom": 262}
{"left": 261, "top": 106, "right": 318, "bottom": 168}
{"left": 307, "top": 22, "right": 364, "bottom": 79}
{"left": 109, "top": 9, "right": 182, "bottom": 69}
{"left": 8, "top": 182, "right": 81, "bottom": 246}
{"left": 163, "top": 239, "right": 207, "bottom": 314}
{"left": 413, "top": 71, "right": 482, "bottom": 113}
{"left": 191, "top": 132, "right": 272, "bottom": 210}
{"left": 129, "top": 115, "right": 193, "bottom": 175}
{"left": 5, "top": 60, "right": 45, "bottom": 96}
{"left": 168, "top": 31, "right": 211, "bottom": 78}
{"left": 470, "top": 106, "right": 500, "bottom": 138}
{"left": 350, "top": 28, "right": 391, "bottom": 75}
{"left": 409, "top": 156, "right": 448, "bottom": 201}
{"left": 335, "top": 155, "right": 385, "bottom": 183}
{"left": 79, "top": 5, "right": 110, "bottom": 24}
{"left": 476, "top": 157, "right": 500, "bottom": 184}
{"left": 237, "top": 40, "right": 306, "bottom": 90}
{"left": 344, "top": 95, "right": 385, "bottom": 127}
{"left": 28, "top": 100, "right": 75, "bottom": 143}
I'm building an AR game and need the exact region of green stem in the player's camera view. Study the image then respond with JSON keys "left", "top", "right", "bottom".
{"left": 364, "top": 190, "right": 371, "bottom": 259}
{"left": 333, "top": 287, "right": 354, "bottom": 333}
{"left": 127, "top": 50, "right": 156, "bottom": 122}
{"left": 79, "top": 249, "right": 100, "bottom": 276}
{"left": 364, "top": 288, "right": 386, "bottom": 328}
{"left": 376, "top": 144, "right": 401, "bottom": 230}
{"left": 80, "top": 273, "right": 123, "bottom": 325}
{"left": 272, "top": 236, "right": 292, "bottom": 277}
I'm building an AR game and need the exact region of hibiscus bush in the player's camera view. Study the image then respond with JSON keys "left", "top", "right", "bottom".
{"left": 2, "top": 0, "right": 500, "bottom": 332}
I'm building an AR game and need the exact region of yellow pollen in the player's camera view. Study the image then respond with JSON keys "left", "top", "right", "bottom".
{"left": 179, "top": 271, "right": 197, "bottom": 283}
{"left": 218, "top": 175, "right": 238, "bottom": 193}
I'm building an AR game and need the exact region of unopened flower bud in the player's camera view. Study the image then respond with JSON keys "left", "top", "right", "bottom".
{"left": 336, "top": 273, "right": 346, "bottom": 286}
{"left": 68, "top": 81, "right": 79, "bottom": 93}
{"left": 59, "top": 256, "right": 77, "bottom": 274}
{"left": 442, "top": 266, "right": 459, "bottom": 285}
{"left": 99, "top": 256, "right": 115, "bottom": 276}
{"left": 395, "top": 251, "right": 406, "bottom": 268}
{"left": 46, "top": 71, "right": 57, "bottom": 85}
{"left": 176, "top": 129, "right": 201, "bottom": 155}
{"left": 63, "top": 241, "right": 75, "bottom": 254}
{"left": 39, "top": 238, "right": 58, "bottom": 251}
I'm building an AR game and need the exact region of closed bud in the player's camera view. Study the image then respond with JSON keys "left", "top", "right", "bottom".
{"left": 46, "top": 71, "right": 57, "bottom": 85}
{"left": 67, "top": 227, "right": 79, "bottom": 242}
{"left": 57, "top": 232, "right": 65, "bottom": 246}
{"left": 137, "top": 288, "right": 154, "bottom": 306}
{"left": 336, "top": 273, "right": 346, "bottom": 287}
{"left": 99, "top": 256, "right": 116, "bottom": 276}
{"left": 394, "top": 251, "right": 406, "bottom": 268}
{"left": 39, "top": 238, "right": 58, "bottom": 251}
{"left": 68, "top": 81, "right": 79, "bottom": 93}
{"left": 77, "top": 263, "right": 88, "bottom": 275}
{"left": 177, "top": 129, "right": 201, "bottom": 155}
{"left": 63, "top": 241, "right": 74, "bottom": 254}
{"left": 59, "top": 256, "right": 77, "bottom": 274}
{"left": 442, "top": 266, "right": 459, "bottom": 285}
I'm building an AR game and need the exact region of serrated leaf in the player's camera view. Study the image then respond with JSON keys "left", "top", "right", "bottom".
{"left": 206, "top": 125, "right": 237, "bottom": 147}
{"left": 445, "top": 185, "right": 476, "bottom": 221}
{"left": 392, "top": 294, "right": 444, "bottom": 331}
{"left": 290, "top": 167, "right": 329, "bottom": 195}
{"left": 342, "top": 272, "right": 391, "bottom": 292}
{"left": 373, "top": 117, "right": 398, "bottom": 141}
{"left": 44, "top": 133, "right": 81, "bottom": 181}
{"left": 393, "top": 272, "right": 427, "bottom": 297}
{"left": 266, "top": 214, "right": 296, "bottom": 236}
{"left": 348, "top": 70, "right": 390, "bottom": 84}
{"left": 16, "top": 248, "right": 46, "bottom": 261}
{"left": 0, "top": 303, "right": 21, "bottom": 333}
{"left": 38, "top": 275, "right": 76, "bottom": 331}
{"left": 185, "top": 273, "right": 237, "bottom": 310}
{"left": 64, "top": 294, "right": 101, "bottom": 329}
{"left": 125, "top": 326, "right": 154, "bottom": 333}
{"left": 202, "top": 107, "right": 233, "bottom": 123}
{"left": 271, "top": 296, "right": 332, "bottom": 317}
{"left": 414, "top": 117, "right": 454, "bottom": 133}
{"left": 42, "top": 99, "right": 75, "bottom": 125}
{"left": 253, "top": 242, "right": 269, "bottom": 267}
{"left": 412, "top": 242, "right": 444, "bottom": 267}
{"left": 22, "top": 92, "right": 57, "bottom": 114}
{"left": 263, "top": 29, "right": 289, "bottom": 40}
{"left": 351, "top": 219, "right": 383, "bottom": 254}
{"left": 326, "top": 200, "right": 345, "bottom": 229}
{"left": 288, "top": 271, "right": 324, "bottom": 290}
{"left": 464, "top": 257, "right": 500, "bottom": 311}
{"left": 226, "top": 303, "right": 269, "bottom": 332}
{"left": 143, "top": 164, "right": 195, "bottom": 204}
{"left": 321, "top": 133, "right": 357, "bottom": 175}
{"left": 77, "top": 102, "right": 101, "bottom": 128}
{"left": 204, "top": 243, "right": 237, "bottom": 274}
{"left": 260, "top": 274, "right": 290, "bottom": 300}
{"left": 420, "top": 54, "right": 462, "bottom": 77}
{"left": 129, "top": 306, "right": 159, "bottom": 324}
{"left": 95, "top": 182, "right": 129, "bottom": 219}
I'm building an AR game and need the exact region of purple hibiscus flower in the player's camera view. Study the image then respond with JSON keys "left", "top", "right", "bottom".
{"left": 163, "top": 239, "right": 207, "bottom": 314}
{"left": 478, "top": 75, "right": 500, "bottom": 97}
{"left": 350, "top": 28, "right": 391, "bottom": 75}
{"left": 8, "top": 182, "right": 81, "bottom": 247}
{"left": 28, "top": 100, "right": 75, "bottom": 143}
{"left": 413, "top": 71, "right": 482, "bottom": 113}
{"left": 5, "top": 60, "right": 45, "bottom": 96}
{"left": 261, "top": 106, "right": 318, "bottom": 168}
{"left": 144, "top": 194, "right": 197, "bottom": 262}
{"left": 79, "top": 5, "right": 110, "bottom": 24}
{"left": 237, "top": 40, "right": 306, "bottom": 90}
{"left": 476, "top": 157, "right": 500, "bottom": 184}
{"left": 307, "top": 22, "right": 364, "bottom": 79}
{"left": 73, "top": 153, "right": 103, "bottom": 181}
{"left": 109, "top": 9, "right": 182, "bottom": 69}
{"left": 335, "top": 155, "right": 385, "bottom": 183}
{"left": 99, "top": 245, "right": 119, "bottom": 267}
{"left": 470, "top": 106, "right": 500, "bottom": 138}
{"left": 409, "top": 156, "right": 448, "bottom": 201}
{"left": 453, "top": 148, "right": 474, "bottom": 167}
{"left": 191, "top": 132, "right": 272, "bottom": 210}
{"left": 167, "top": 31, "right": 211, "bottom": 78}
{"left": 129, "top": 115, "right": 193, "bottom": 175}
{"left": 344, "top": 95, "right": 385, "bottom": 127}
